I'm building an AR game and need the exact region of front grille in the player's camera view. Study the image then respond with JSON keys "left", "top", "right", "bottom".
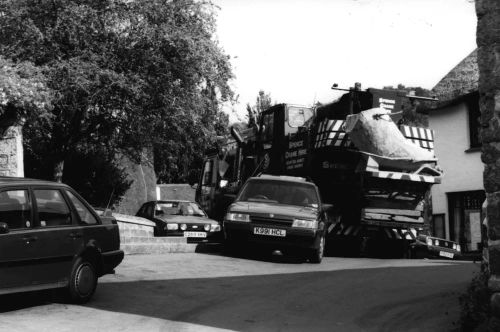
{"left": 186, "top": 224, "right": 207, "bottom": 231}
{"left": 433, "top": 239, "right": 455, "bottom": 249}
{"left": 250, "top": 216, "right": 293, "bottom": 227}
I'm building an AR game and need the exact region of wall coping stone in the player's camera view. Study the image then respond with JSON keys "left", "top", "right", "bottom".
{"left": 113, "top": 213, "right": 155, "bottom": 227}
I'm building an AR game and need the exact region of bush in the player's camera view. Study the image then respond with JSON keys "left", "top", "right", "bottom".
{"left": 459, "top": 268, "right": 491, "bottom": 331}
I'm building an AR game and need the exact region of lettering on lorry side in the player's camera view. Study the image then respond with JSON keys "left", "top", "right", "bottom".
{"left": 289, "top": 140, "right": 303, "bottom": 149}
{"left": 379, "top": 97, "right": 395, "bottom": 111}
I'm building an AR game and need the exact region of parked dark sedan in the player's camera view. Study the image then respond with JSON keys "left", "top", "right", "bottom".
{"left": 0, "top": 177, "right": 124, "bottom": 303}
{"left": 136, "top": 200, "right": 222, "bottom": 242}
{"left": 223, "top": 175, "right": 331, "bottom": 263}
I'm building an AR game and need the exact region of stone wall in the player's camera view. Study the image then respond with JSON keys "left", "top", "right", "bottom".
{"left": 157, "top": 183, "right": 196, "bottom": 201}
{"left": 476, "top": 0, "right": 500, "bottom": 327}
{"left": 0, "top": 125, "right": 23, "bottom": 177}
{"left": 114, "top": 150, "right": 157, "bottom": 215}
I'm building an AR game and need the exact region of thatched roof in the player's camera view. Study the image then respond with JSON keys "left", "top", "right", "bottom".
{"left": 431, "top": 49, "right": 478, "bottom": 108}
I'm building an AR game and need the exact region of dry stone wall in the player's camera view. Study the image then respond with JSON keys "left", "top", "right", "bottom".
{"left": 477, "top": 0, "right": 500, "bottom": 327}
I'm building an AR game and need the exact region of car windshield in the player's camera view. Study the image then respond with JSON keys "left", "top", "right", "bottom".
{"left": 155, "top": 202, "right": 206, "bottom": 217}
{"left": 237, "top": 179, "right": 319, "bottom": 208}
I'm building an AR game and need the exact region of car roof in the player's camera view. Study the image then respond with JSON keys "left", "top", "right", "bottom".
{"left": 249, "top": 174, "right": 313, "bottom": 184}
{"left": 0, "top": 176, "right": 67, "bottom": 187}
{"left": 151, "top": 200, "right": 193, "bottom": 203}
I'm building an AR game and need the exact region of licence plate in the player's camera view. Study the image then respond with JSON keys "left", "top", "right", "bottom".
{"left": 439, "top": 251, "right": 454, "bottom": 259}
{"left": 253, "top": 227, "right": 286, "bottom": 237}
{"left": 184, "top": 232, "right": 207, "bottom": 238}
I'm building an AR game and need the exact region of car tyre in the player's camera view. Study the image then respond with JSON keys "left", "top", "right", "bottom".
{"left": 308, "top": 234, "right": 325, "bottom": 264}
{"left": 67, "top": 257, "right": 98, "bottom": 303}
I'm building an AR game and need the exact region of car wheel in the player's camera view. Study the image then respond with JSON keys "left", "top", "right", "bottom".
{"left": 309, "top": 234, "right": 325, "bottom": 264}
{"left": 67, "top": 257, "right": 98, "bottom": 303}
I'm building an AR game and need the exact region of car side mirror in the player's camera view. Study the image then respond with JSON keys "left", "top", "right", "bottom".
{"left": 0, "top": 222, "right": 9, "bottom": 234}
{"left": 103, "top": 209, "right": 113, "bottom": 217}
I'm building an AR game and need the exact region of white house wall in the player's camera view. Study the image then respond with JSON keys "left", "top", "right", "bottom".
{"left": 429, "top": 102, "right": 483, "bottom": 239}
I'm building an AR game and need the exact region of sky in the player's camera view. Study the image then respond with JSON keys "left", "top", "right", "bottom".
{"left": 213, "top": 0, "right": 477, "bottom": 123}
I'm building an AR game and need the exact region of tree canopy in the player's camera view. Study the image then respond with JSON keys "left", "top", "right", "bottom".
{"left": 246, "top": 90, "right": 273, "bottom": 127}
{"left": 0, "top": 0, "right": 234, "bottom": 191}
{"left": 0, "top": 56, "right": 52, "bottom": 129}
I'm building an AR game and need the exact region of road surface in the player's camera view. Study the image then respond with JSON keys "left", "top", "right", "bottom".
{"left": 0, "top": 251, "right": 478, "bottom": 332}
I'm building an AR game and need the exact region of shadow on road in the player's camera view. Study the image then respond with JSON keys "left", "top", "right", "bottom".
{"left": 0, "top": 264, "right": 478, "bottom": 331}
{"left": 195, "top": 242, "right": 308, "bottom": 264}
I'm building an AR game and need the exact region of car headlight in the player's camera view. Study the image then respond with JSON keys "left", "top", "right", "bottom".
{"left": 180, "top": 224, "right": 187, "bottom": 231}
{"left": 204, "top": 224, "right": 211, "bottom": 231}
{"left": 426, "top": 237, "right": 433, "bottom": 246}
{"left": 457, "top": 244, "right": 461, "bottom": 252}
{"left": 225, "top": 212, "right": 250, "bottom": 222}
{"left": 434, "top": 239, "right": 439, "bottom": 246}
{"left": 452, "top": 243, "right": 457, "bottom": 250}
{"left": 292, "top": 219, "right": 318, "bottom": 229}
{"left": 166, "top": 223, "right": 178, "bottom": 230}
{"left": 210, "top": 224, "right": 221, "bottom": 232}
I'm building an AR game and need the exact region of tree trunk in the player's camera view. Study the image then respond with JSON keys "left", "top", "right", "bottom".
{"left": 53, "top": 159, "right": 64, "bottom": 183}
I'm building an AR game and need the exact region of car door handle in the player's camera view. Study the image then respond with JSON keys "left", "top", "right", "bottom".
{"left": 69, "top": 232, "right": 83, "bottom": 239}
{"left": 21, "top": 236, "right": 37, "bottom": 243}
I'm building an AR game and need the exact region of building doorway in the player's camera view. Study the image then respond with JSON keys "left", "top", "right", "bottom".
{"left": 447, "top": 190, "right": 485, "bottom": 252}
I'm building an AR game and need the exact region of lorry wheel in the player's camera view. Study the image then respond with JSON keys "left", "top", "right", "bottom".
{"left": 67, "top": 257, "right": 98, "bottom": 303}
{"left": 309, "top": 234, "right": 325, "bottom": 263}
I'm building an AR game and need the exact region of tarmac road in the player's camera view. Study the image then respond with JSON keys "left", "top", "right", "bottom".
{"left": 0, "top": 251, "right": 479, "bottom": 332}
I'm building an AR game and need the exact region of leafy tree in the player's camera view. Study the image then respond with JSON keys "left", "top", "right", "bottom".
{"left": 246, "top": 90, "right": 272, "bottom": 126}
{"left": 0, "top": 56, "right": 52, "bottom": 130}
{"left": 0, "top": 0, "right": 233, "bottom": 185}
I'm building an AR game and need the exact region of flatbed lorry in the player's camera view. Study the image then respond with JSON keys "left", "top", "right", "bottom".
{"left": 195, "top": 85, "right": 445, "bottom": 257}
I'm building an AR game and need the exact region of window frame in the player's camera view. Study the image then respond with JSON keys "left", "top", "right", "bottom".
{"left": 261, "top": 112, "right": 274, "bottom": 141}
{"left": 0, "top": 187, "right": 32, "bottom": 231}
{"left": 466, "top": 93, "right": 481, "bottom": 149}
{"left": 31, "top": 186, "right": 75, "bottom": 228}
{"left": 285, "top": 106, "right": 314, "bottom": 135}
{"left": 64, "top": 189, "right": 100, "bottom": 226}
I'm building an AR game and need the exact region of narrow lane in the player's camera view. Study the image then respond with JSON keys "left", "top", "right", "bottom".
{"left": 0, "top": 253, "right": 478, "bottom": 332}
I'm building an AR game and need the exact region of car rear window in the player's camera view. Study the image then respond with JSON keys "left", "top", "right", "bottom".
{"left": 155, "top": 202, "right": 206, "bottom": 217}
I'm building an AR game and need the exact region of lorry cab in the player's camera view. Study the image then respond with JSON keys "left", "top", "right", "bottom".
{"left": 195, "top": 104, "right": 314, "bottom": 220}
{"left": 257, "top": 104, "right": 314, "bottom": 175}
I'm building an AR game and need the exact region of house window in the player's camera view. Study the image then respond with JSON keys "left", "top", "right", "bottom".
{"left": 467, "top": 93, "right": 481, "bottom": 149}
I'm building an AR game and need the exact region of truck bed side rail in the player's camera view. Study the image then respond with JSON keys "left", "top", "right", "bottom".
{"left": 313, "top": 119, "right": 435, "bottom": 156}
